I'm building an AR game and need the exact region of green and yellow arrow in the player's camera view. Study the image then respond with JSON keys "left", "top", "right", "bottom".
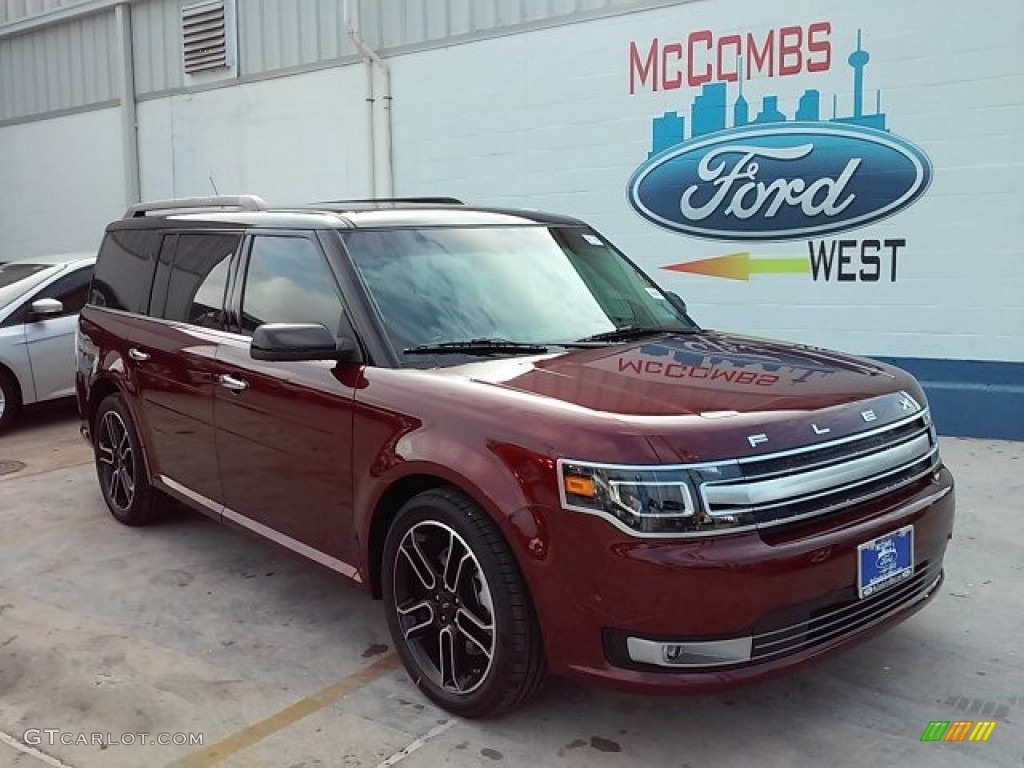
{"left": 662, "top": 252, "right": 810, "bottom": 281}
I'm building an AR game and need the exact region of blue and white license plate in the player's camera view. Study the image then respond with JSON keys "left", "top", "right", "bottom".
{"left": 857, "top": 525, "right": 914, "bottom": 599}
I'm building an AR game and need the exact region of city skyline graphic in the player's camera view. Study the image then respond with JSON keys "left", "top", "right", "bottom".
{"left": 650, "top": 30, "right": 887, "bottom": 157}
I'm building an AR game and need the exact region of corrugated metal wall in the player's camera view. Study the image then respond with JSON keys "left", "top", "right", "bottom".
{"left": 373, "top": 0, "right": 666, "bottom": 49}
{"left": 0, "top": 0, "right": 680, "bottom": 123}
{"left": 238, "top": 0, "right": 357, "bottom": 75}
{"left": 0, "top": 0, "right": 90, "bottom": 26}
{"left": 131, "top": 0, "right": 182, "bottom": 95}
{"left": 0, "top": 10, "right": 117, "bottom": 122}
{"left": 236, "top": 0, "right": 680, "bottom": 76}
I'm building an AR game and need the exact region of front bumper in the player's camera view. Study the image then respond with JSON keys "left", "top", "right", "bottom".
{"left": 524, "top": 467, "right": 954, "bottom": 694}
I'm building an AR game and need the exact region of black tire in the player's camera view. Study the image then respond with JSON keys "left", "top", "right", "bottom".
{"left": 0, "top": 369, "right": 22, "bottom": 434}
{"left": 382, "top": 488, "right": 547, "bottom": 718}
{"left": 93, "top": 394, "right": 172, "bottom": 525}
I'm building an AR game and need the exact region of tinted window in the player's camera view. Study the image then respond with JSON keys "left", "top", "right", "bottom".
{"left": 32, "top": 265, "right": 93, "bottom": 318}
{"left": 239, "top": 236, "right": 345, "bottom": 334}
{"left": 345, "top": 226, "right": 690, "bottom": 355}
{"left": 161, "top": 233, "right": 240, "bottom": 328}
{"left": 90, "top": 230, "right": 162, "bottom": 312}
{"left": 0, "top": 263, "right": 59, "bottom": 308}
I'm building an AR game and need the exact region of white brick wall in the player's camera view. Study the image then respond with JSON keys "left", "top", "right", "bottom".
{"left": 391, "top": 0, "right": 1024, "bottom": 362}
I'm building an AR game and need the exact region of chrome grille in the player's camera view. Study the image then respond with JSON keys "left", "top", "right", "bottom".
{"left": 750, "top": 562, "right": 941, "bottom": 662}
{"left": 739, "top": 414, "right": 930, "bottom": 479}
{"left": 701, "top": 412, "right": 938, "bottom": 529}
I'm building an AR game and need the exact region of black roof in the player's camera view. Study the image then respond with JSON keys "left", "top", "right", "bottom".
{"left": 109, "top": 196, "right": 585, "bottom": 231}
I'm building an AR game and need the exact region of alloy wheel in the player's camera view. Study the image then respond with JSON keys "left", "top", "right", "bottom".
{"left": 96, "top": 410, "right": 136, "bottom": 512}
{"left": 392, "top": 520, "right": 496, "bottom": 695}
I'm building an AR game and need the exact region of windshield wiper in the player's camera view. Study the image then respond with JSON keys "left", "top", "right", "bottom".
{"left": 404, "top": 338, "right": 552, "bottom": 356}
{"left": 576, "top": 325, "right": 697, "bottom": 343}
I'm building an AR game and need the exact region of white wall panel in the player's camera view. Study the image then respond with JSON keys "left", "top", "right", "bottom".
{"left": 136, "top": 64, "right": 370, "bottom": 204}
{"left": 0, "top": 107, "right": 123, "bottom": 257}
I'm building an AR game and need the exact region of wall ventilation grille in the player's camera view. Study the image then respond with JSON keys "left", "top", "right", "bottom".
{"left": 182, "top": 0, "right": 227, "bottom": 75}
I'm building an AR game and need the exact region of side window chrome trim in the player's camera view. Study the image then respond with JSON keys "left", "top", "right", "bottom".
{"left": 85, "top": 305, "right": 252, "bottom": 343}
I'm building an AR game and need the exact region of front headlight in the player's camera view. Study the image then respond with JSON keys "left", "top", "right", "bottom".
{"left": 557, "top": 459, "right": 753, "bottom": 536}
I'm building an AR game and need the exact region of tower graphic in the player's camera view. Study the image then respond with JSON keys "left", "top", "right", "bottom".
{"left": 649, "top": 29, "right": 888, "bottom": 155}
{"left": 733, "top": 55, "right": 749, "bottom": 127}
{"left": 848, "top": 29, "right": 869, "bottom": 118}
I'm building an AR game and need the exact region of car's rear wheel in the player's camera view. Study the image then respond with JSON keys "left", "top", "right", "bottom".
{"left": 94, "top": 394, "right": 172, "bottom": 525}
{"left": 0, "top": 369, "right": 22, "bottom": 434}
{"left": 382, "top": 488, "right": 546, "bottom": 718}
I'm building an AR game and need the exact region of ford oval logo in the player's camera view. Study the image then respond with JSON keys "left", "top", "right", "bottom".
{"left": 627, "top": 122, "right": 932, "bottom": 241}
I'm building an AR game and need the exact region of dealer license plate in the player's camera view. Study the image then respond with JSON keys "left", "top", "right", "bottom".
{"left": 857, "top": 525, "right": 914, "bottom": 599}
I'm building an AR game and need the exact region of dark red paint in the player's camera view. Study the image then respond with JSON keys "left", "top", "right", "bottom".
{"left": 78, "top": 312, "right": 955, "bottom": 693}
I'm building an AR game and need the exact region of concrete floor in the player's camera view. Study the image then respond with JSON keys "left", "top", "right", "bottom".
{"left": 0, "top": 401, "right": 1021, "bottom": 768}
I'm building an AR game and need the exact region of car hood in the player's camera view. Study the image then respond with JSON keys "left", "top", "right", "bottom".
{"left": 434, "top": 331, "right": 924, "bottom": 462}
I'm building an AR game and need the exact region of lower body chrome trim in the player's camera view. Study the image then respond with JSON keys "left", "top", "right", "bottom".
{"left": 621, "top": 567, "right": 943, "bottom": 671}
{"left": 158, "top": 474, "right": 361, "bottom": 583}
{"left": 750, "top": 568, "right": 942, "bottom": 662}
{"left": 161, "top": 475, "right": 222, "bottom": 513}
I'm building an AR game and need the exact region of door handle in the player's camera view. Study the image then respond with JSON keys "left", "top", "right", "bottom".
{"left": 218, "top": 374, "right": 249, "bottom": 393}
{"left": 128, "top": 348, "right": 150, "bottom": 362}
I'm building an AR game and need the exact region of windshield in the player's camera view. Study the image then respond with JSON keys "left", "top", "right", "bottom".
{"left": 0, "top": 263, "right": 60, "bottom": 308}
{"left": 344, "top": 226, "right": 694, "bottom": 359}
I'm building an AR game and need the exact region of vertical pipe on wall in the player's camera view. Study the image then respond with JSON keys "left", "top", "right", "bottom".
{"left": 114, "top": 2, "right": 140, "bottom": 207}
{"left": 344, "top": 0, "right": 393, "bottom": 197}
{"left": 363, "top": 57, "right": 377, "bottom": 197}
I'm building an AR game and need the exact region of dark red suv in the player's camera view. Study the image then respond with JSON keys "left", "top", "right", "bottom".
{"left": 77, "top": 195, "right": 955, "bottom": 717}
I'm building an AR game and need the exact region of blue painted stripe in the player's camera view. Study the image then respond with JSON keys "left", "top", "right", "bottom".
{"left": 873, "top": 357, "right": 1024, "bottom": 441}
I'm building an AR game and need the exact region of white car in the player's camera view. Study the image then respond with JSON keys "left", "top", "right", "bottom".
{"left": 0, "top": 253, "right": 95, "bottom": 432}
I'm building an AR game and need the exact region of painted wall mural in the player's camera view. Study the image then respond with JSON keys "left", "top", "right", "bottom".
{"left": 627, "top": 24, "right": 932, "bottom": 283}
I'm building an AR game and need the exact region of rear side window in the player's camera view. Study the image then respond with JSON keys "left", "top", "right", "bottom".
{"left": 90, "top": 230, "right": 162, "bottom": 313}
{"left": 161, "top": 233, "right": 240, "bottom": 328}
{"left": 239, "top": 236, "right": 345, "bottom": 335}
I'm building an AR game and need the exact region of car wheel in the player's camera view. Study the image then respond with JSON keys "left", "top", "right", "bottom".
{"left": 382, "top": 488, "right": 547, "bottom": 718}
{"left": 0, "top": 369, "right": 22, "bottom": 434}
{"left": 93, "top": 394, "right": 172, "bottom": 526}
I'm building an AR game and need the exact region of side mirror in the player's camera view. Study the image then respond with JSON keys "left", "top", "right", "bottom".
{"left": 251, "top": 323, "right": 362, "bottom": 363}
{"left": 666, "top": 291, "right": 688, "bottom": 316}
{"left": 31, "top": 298, "right": 64, "bottom": 317}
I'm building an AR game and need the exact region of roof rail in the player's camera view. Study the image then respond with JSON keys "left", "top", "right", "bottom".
{"left": 124, "top": 195, "right": 269, "bottom": 218}
{"left": 311, "top": 197, "right": 465, "bottom": 206}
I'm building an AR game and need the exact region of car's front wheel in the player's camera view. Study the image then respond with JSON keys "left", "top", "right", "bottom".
{"left": 0, "top": 369, "right": 22, "bottom": 434}
{"left": 382, "top": 488, "right": 546, "bottom": 718}
{"left": 93, "top": 394, "right": 172, "bottom": 526}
